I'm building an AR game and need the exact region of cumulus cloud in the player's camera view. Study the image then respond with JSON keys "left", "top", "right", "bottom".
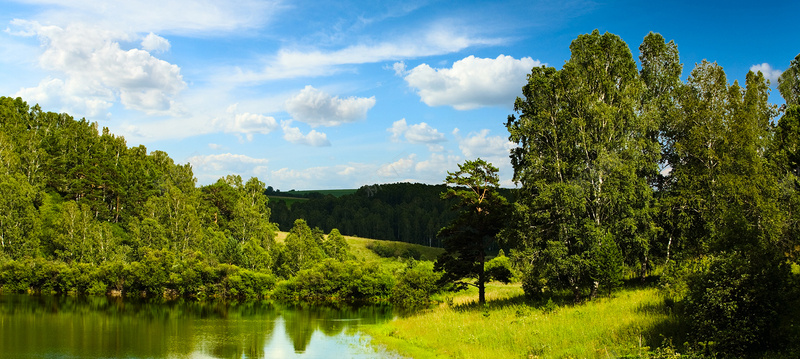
{"left": 281, "top": 120, "right": 331, "bottom": 147}
{"left": 377, "top": 154, "right": 417, "bottom": 177}
{"left": 405, "top": 55, "right": 540, "bottom": 110}
{"left": 455, "top": 128, "right": 516, "bottom": 158}
{"left": 212, "top": 105, "right": 279, "bottom": 140}
{"left": 388, "top": 119, "right": 446, "bottom": 145}
{"left": 187, "top": 153, "right": 270, "bottom": 183}
{"left": 141, "top": 32, "right": 170, "bottom": 53}
{"left": 750, "top": 63, "right": 783, "bottom": 84}
{"left": 10, "top": 20, "right": 185, "bottom": 116}
{"left": 415, "top": 153, "right": 462, "bottom": 179}
{"left": 285, "top": 85, "right": 375, "bottom": 127}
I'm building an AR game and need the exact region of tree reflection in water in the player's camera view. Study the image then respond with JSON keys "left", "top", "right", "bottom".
{"left": 0, "top": 295, "right": 396, "bottom": 358}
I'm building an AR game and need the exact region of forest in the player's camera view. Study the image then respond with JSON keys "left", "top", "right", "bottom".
{"left": 269, "top": 182, "right": 515, "bottom": 246}
{"left": 1, "top": 29, "right": 800, "bottom": 357}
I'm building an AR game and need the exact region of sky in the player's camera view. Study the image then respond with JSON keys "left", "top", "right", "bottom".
{"left": 1, "top": 0, "right": 799, "bottom": 190}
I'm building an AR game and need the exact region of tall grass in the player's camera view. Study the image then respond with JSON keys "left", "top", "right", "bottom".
{"left": 362, "top": 283, "right": 683, "bottom": 358}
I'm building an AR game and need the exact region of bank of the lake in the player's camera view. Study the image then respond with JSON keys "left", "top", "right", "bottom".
{"left": 360, "top": 283, "right": 682, "bottom": 359}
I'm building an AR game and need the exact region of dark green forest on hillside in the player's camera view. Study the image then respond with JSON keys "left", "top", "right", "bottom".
{"left": 269, "top": 182, "right": 516, "bottom": 247}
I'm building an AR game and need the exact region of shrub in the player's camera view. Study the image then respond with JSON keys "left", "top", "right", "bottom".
{"left": 683, "top": 251, "right": 789, "bottom": 356}
{"left": 274, "top": 259, "right": 395, "bottom": 302}
{"left": 391, "top": 261, "right": 440, "bottom": 307}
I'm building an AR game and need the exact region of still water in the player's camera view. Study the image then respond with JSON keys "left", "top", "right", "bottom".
{"left": 0, "top": 295, "right": 401, "bottom": 358}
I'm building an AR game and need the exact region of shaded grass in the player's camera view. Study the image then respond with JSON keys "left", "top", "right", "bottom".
{"left": 362, "top": 283, "right": 682, "bottom": 359}
{"left": 343, "top": 236, "right": 444, "bottom": 262}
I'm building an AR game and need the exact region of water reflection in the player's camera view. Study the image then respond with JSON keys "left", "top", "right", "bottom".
{"left": 0, "top": 295, "right": 397, "bottom": 359}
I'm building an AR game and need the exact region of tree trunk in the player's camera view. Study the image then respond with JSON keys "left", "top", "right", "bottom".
{"left": 478, "top": 249, "right": 486, "bottom": 305}
{"left": 573, "top": 285, "right": 582, "bottom": 304}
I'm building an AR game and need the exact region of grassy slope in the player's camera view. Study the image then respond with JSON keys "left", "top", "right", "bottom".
{"left": 274, "top": 231, "right": 444, "bottom": 262}
{"left": 361, "top": 283, "right": 681, "bottom": 359}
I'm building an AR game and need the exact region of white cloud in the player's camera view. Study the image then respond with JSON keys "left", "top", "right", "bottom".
{"left": 750, "top": 63, "right": 783, "bottom": 84}
{"left": 229, "top": 25, "right": 502, "bottom": 81}
{"left": 391, "top": 61, "right": 407, "bottom": 76}
{"left": 281, "top": 120, "right": 331, "bottom": 147}
{"left": 456, "top": 128, "right": 516, "bottom": 158}
{"left": 10, "top": 21, "right": 186, "bottom": 116}
{"left": 187, "top": 153, "right": 270, "bottom": 183}
{"left": 285, "top": 85, "right": 375, "bottom": 127}
{"left": 377, "top": 154, "right": 417, "bottom": 177}
{"left": 212, "top": 106, "right": 279, "bottom": 139}
{"left": 208, "top": 143, "right": 223, "bottom": 150}
{"left": 270, "top": 165, "right": 369, "bottom": 190}
{"left": 415, "top": 153, "right": 462, "bottom": 180}
{"left": 141, "top": 32, "right": 170, "bottom": 53}
{"left": 388, "top": 118, "right": 446, "bottom": 144}
{"left": 405, "top": 55, "right": 540, "bottom": 110}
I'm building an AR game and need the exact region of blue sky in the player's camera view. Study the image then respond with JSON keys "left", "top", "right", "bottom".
{"left": 1, "top": 0, "right": 798, "bottom": 190}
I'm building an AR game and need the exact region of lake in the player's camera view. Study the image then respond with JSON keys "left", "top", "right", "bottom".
{"left": 0, "top": 294, "right": 402, "bottom": 358}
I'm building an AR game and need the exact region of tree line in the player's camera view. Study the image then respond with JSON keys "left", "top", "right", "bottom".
{"left": 0, "top": 97, "right": 440, "bottom": 305}
{"left": 491, "top": 30, "right": 799, "bottom": 356}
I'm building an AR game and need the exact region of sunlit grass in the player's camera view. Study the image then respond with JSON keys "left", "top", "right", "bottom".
{"left": 362, "top": 283, "right": 681, "bottom": 359}
{"left": 274, "top": 231, "right": 444, "bottom": 263}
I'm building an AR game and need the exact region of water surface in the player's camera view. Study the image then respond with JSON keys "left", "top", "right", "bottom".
{"left": 0, "top": 295, "right": 400, "bottom": 358}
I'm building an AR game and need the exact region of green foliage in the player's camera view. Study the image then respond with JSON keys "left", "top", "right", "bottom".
{"left": 484, "top": 253, "right": 514, "bottom": 284}
{"left": 365, "top": 241, "right": 420, "bottom": 259}
{"left": 0, "top": 173, "right": 41, "bottom": 259}
{"left": 778, "top": 53, "right": 800, "bottom": 106}
{"left": 273, "top": 259, "right": 395, "bottom": 302}
{"left": 322, "top": 228, "right": 352, "bottom": 261}
{"left": 436, "top": 158, "right": 510, "bottom": 304}
{"left": 683, "top": 251, "right": 789, "bottom": 356}
{"left": 507, "top": 30, "right": 658, "bottom": 301}
{"left": 505, "top": 31, "right": 799, "bottom": 357}
{"left": 0, "top": 256, "right": 276, "bottom": 300}
{"left": 391, "top": 261, "right": 441, "bottom": 307}
{"left": 282, "top": 219, "right": 325, "bottom": 275}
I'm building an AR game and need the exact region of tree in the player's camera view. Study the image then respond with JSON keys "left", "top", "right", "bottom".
{"left": 0, "top": 173, "right": 41, "bottom": 259}
{"left": 778, "top": 53, "right": 800, "bottom": 107}
{"left": 506, "top": 30, "right": 658, "bottom": 301}
{"left": 322, "top": 228, "right": 351, "bottom": 261}
{"left": 435, "top": 158, "right": 509, "bottom": 305}
{"left": 662, "top": 61, "right": 788, "bottom": 354}
{"left": 283, "top": 219, "right": 324, "bottom": 275}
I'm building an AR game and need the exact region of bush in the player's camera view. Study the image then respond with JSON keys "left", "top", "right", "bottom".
{"left": 391, "top": 261, "right": 440, "bottom": 307}
{"left": 683, "top": 251, "right": 789, "bottom": 356}
{"left": 485, "top": 253, "right": 514, "bottom": 283}
{"left": 274, "top": 259, "right": 395, "bottom": 302}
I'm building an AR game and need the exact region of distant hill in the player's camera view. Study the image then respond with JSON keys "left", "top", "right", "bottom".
{"left": 268, "top": 182, "right": 516, "bottom": 247}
